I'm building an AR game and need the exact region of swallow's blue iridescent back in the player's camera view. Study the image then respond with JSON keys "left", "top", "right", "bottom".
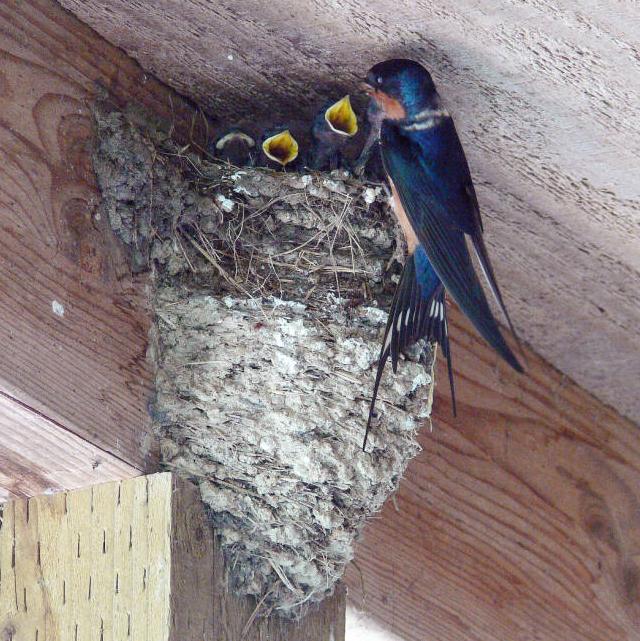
{"left": 379, "top": 119, "right": 522, "bottom": 373}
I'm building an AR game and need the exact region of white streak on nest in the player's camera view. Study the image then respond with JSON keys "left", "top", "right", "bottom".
{"left": 153, "top": 288, "right": 433, "bottom": 614}
{"left": 215, "top": 193, "right": 235, "bottom": 212}
{"left": 363, "top": 187, "right": 378, "bottom": 205}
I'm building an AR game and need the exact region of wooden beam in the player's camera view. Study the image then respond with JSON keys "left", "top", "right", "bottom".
{"left": 0, "top": 474, "right": 214, "bottom": 640}
{"left": 344, "top": 309, "right": 640, "bottom": 640}
{"left": 0, "top": 0, "right": 210, "bottom": 476}
{"left": 0, "top": 392, "right": 138, "bottom": 502}
{"left": 0, "top": 474, "right": 346, "bottom": 640}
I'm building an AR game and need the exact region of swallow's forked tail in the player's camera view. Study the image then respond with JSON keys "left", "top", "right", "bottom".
{"left": 364, "top": 248, "right": 456, "bottom": 450}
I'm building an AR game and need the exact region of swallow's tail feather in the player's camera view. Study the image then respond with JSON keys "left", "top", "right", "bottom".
{"left": 364, "top": 247, "right": 455, "bottom": 449}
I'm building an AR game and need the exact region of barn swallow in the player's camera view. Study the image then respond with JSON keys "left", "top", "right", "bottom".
{"left": 309, "top": 95, "right": 358, "bottom": 170}
{"left": 214, "top": 129, "right": 256, "bottom": 166}
{"left": 261, "top": 129, "right": 300, "bottom": 168}
{"left": 363, "top": 59, "right": 524, "bottom": 446}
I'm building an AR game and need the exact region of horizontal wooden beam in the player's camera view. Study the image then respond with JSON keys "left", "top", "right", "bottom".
{"left": 0, "top": 391, "right": 138, "bottom": 502}
{"left": 0, "top": 474, "right": 346, "bottom": 640}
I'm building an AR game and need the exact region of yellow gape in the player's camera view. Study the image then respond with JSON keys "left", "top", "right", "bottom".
{"left": 325, "top": 95, "right": 358, "bottom": 136}
{"left": 262, "top": 130, "right": 299, "bottom": 166}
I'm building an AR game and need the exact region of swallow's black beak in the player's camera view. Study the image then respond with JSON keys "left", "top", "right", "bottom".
{"left": 262, "top": 130, "right": 299, "bottom": 166}
{"left": 324, "top": 95, "right": 358, "bottom": 137}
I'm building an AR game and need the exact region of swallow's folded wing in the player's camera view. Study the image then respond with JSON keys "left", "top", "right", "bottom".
{"left": 380, "top": 121, "right": 523, "bottom": 373}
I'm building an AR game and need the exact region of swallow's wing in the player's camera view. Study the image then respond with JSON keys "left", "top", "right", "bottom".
{"left": 380, "top": 121, "right": 523, "bottom": 373}
{"left": 364, "top": 246, "right": 455, "bottom": 449}
{"left": 385, "top": 118, "right": 524, "bottom": 355}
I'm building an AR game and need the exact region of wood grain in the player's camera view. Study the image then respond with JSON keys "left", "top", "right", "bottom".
{"left": 0, "top": 392, "right": 138, "bottom": 503}
{"left": 56, "top": 0, "right": 640, "bottom": 427}
{"left": 344, "top": 306, "right": 640, "bottom": 640}
{"left": 0, "top": 0, "right": 210, "bottom": 473}
{"left": 0, "top": 473, "right": 346, "bottom": 641}
{"left": 0, "top": 474, "right": 213, "bottom": 640}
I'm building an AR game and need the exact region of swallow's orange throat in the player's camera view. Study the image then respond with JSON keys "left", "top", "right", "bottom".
{"left": 371, "top": 90, "right": 406, "bottom": 120}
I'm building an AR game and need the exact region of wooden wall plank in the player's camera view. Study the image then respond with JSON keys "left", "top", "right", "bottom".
{"left": 0, "top": 0, "right": 210, "bottom": 473}
{"left": 344, "top": 309, "right": 640, "bottom": 640}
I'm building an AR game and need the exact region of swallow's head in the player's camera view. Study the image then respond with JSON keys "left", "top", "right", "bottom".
{"left": 215, "top": 129, "right": 255, "bottom": 166}
{"left": 216, "top": 130, "right": 255, "bottom": 153}
{"left": 364, "top": 59, "right": 437, "bottom": 120}
{"left": 262, "top": 130, "right": 299, "bottom": 166}
{"left": 323, "top": 95, "right": 358, "bottom": 137}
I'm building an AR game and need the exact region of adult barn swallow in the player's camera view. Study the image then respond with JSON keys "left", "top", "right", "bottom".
{"left": 309, "top": 95, "right": 358, "bottom": 170}
{"left": 363, "top": 59, "right": 523, "bottom": 446}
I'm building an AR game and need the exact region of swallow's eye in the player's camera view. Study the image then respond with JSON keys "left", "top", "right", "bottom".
{"left": 376, "top": 76, "right": 383, "bottom": 85}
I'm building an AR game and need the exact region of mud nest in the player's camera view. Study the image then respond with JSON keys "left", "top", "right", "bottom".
{"left": 92, "top": 101, "right": 435, "bottom": 616}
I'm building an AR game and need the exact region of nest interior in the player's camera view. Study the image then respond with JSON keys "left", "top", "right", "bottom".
{"left": 92, "top": 101, "right": 435, "bottom": 616}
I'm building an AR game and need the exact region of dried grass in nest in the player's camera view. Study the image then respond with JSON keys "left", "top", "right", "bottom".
{"left": 92, "top": 101, "right": 435, "bottom": 617}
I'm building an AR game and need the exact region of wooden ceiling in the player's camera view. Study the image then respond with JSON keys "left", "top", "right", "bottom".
{"left": 56, "top": 0, "right": 640, "bottom": 425}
